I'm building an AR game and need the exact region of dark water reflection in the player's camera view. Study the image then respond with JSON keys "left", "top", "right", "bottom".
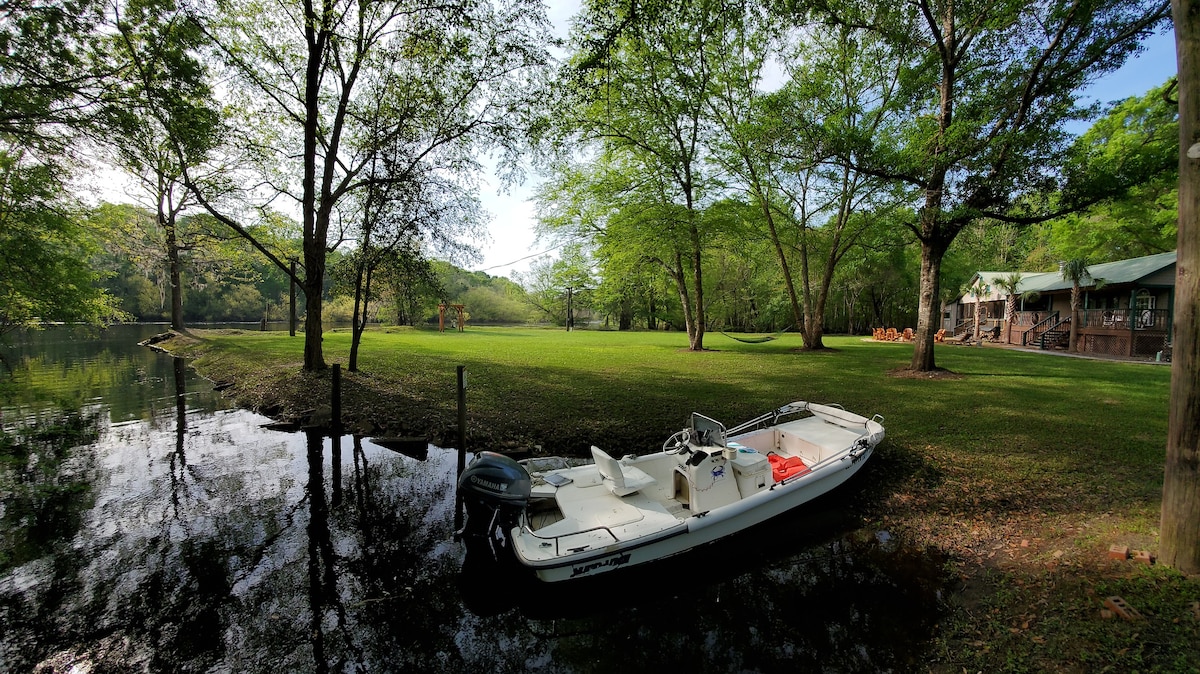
{"left": 1, "top": 326, "right": 949, "bottom": 673}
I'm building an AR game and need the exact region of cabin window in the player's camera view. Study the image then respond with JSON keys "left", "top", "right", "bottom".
{"left": 1135, "top": 290, "right": 1157, "bottom": 328}
{"left": 1135, "top": 290, "right": 1155, "bottom": 312}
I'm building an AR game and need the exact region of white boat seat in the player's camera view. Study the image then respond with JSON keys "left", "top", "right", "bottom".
{"left": 591, "top": 446, "right": 656, "bottom": 497}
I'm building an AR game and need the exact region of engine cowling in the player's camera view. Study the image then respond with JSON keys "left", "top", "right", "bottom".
{"left": 457, "top": 451, "right": 532, "bottom": 508}
{"left": 456, "top": 452, "right": 531, "bottom": 554}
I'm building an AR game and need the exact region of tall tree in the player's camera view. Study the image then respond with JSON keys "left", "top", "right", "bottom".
{"left": 765, "top": 25, "right": 904, "bottom": 350}
{"left": 377, "top": 251, "right": 441, "bottom": 327}
{"left": 1160, "top": 0, "right": 1200, "bottom": 574}
{"left": 0, "top": 0, "right": 125, "bottom": 344}
{"left": 805, "top": 0, "right": 1171, "bottom": 371}
{"left": 993, "top": 272, "right": 1034, "bottom": 345}
{"left": 184, "top": 0, "right": 551, "bottom": 370}
{"left": 963, "top": 277, "right": 989, "bottom": 347}
{"left": 703, "top": 7, "right": 809, "bottom": 341}
{"left": 101, "top": 0, "right": 221, "bottom": 331}
{"left": 519, "top": 247, "right": 595, "bottom": 327}
{"left": 1060, "top": 258, "right": 1104, "bottom": 353}
{"left": 560, "top": 0, "right": 722, "bottom": 350}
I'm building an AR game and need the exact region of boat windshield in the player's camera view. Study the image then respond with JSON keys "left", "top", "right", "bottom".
{"left": 689, "top": 413, "right": 727, "bottom": 447}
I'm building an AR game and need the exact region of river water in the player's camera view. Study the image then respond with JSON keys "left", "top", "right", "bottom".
{"left": 0, "top": 325, "right": 948, "bottom": 673}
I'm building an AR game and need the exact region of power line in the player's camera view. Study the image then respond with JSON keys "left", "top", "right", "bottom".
{"left": 475, "top": 245, "right": 563, "bottom": 273}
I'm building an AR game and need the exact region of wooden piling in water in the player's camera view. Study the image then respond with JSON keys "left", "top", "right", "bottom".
{"left": 455, "top": 365, "right": 467, "bottom": 533}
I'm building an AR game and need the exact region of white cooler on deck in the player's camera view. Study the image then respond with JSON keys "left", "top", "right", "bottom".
{"left": 729, "top": 448, "right": 770, "bottom": 497}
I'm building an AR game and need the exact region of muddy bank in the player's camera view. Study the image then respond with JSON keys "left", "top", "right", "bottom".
{"left": 150, "top": 331, "right": 657, "bottom": 454}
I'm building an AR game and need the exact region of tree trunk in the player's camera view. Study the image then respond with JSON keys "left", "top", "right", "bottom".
{"left": 804, "top": 224, "right": 852, "bottom": 351}
{"left": 1006, "top": 297, "right": 1017, "bottom": 344}
{"left": 1069, "top": 285, "right": 1081, "bottom": 352}
{"left": 974, "top": 301, "right": 982, "bottom": 347}
{"left": 803, "top": 278, "right": 827, "bottom": 351}
{"left": 1160, "top": 0, "right": 1200, "bottom": 575}
{"left": 348, "top": 259, "right": 368, "bottom": 372}
{"left": 302, "top": 246, "right": 326, "bottom": 371}
{"left": 909, "top": 239, "right": 948, "bottom": 371}
{"left": 164, "top": 216, "right": 184, "bottom": 332}
{"left": 753, "top": 183, "right": 805, "bottom": 341}
{"left": 300, "top": 2, "right": 328, "bottom": 372}
{"left": 688, "top": 214, "right": 705, "bottom": 351}
{"left": 668, "top": 252, "right": 694, "bottom": 344}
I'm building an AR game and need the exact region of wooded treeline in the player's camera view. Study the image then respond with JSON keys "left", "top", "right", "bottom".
{"left": 86, "top": 201, "right": 539, "bottom": 326}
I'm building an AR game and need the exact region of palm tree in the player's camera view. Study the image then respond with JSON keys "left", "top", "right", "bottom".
{"left": 1059, "top": 259, "right": 1105, "bottom": 353}
{"left": 964, "top": 278, "right": 990, "bottom": 347}
{"left": 993, "top": 272, "right": 1040, "bottom": 344}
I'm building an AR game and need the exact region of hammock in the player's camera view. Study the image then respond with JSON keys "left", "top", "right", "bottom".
{"left": 718, "top": 325, "right": 793, "bottom": 344}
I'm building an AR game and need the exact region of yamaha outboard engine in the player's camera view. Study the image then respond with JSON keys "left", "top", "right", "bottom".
{"left": 456, "top": 452, "right": 532, "bottom": 557}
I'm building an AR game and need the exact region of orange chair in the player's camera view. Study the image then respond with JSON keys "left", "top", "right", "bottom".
{"left": 902, "top": 328, "right": 914, "bottom": 341}
{"left": 934, "top": 328, "right": 946, "bottom": 343}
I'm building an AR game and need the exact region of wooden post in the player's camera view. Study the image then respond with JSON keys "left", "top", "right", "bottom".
{"left": 455, "top": 365, "right": 467, "bottom": 533}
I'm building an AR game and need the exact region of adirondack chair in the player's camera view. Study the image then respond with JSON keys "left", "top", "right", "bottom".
{"left": 901, "top": 328, "right": 914, "bottom": 341}
{"left": 934, "top": 328, "right": 946, "bottom": 343}
{"left": 944, "top": 329, "right": 971, "bottom": 344}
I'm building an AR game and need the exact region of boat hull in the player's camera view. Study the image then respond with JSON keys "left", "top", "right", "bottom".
{"left": 491, "top": 401, "right": 883, "bottom": 582}
{"left": 518, "top": 446, "right": 873, "bottom": 582}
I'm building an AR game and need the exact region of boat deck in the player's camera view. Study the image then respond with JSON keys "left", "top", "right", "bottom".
{"left": 518, "top": 465, "right": 687, "bottom": 562}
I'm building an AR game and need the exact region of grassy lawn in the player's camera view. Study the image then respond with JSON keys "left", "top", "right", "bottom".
{"left": 165, "top": 326, "right": 1199, "bottom": 671}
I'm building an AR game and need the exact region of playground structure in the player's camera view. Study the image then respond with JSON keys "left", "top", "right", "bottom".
{"left": 438, "top": 303, "right": 466, "bottom": 333}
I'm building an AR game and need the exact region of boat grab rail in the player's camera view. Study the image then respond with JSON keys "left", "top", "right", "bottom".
{"left": 519, "top": 522, "right": 619, "bottom": 556}
{"left": 725, "top": 401, "right": 811, "bottom": 436}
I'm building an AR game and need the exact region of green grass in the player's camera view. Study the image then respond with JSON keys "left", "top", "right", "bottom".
{"left": 169, "top": 326, "right": 1199, "bottom": 671}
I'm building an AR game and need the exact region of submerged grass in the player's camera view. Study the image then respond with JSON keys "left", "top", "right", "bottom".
{"left": 164, "top": 326, "right": 1198, "bottom": 671}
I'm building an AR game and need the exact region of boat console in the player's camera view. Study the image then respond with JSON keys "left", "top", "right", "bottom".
{"left": 668, "top": 414, "right": 773, "bottom": 511}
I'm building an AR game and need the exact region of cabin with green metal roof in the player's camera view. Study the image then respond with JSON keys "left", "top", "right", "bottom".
{"left": 945, "top": 251, "right": 1176, "bottom": 358}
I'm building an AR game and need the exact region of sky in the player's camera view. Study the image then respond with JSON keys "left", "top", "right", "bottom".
{"left": 469, "top": 23, "right": 1181, "bottom": 281}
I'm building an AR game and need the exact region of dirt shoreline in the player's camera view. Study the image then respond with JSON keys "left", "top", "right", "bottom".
{"left": 156, "top": 330, "right": 626, "bottom": 453}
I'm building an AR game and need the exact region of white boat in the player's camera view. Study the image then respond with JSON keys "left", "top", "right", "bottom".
{"left": 456, "top": 401, "right": 884, "bottom": 582}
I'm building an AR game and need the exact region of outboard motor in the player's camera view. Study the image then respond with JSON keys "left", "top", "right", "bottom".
{"left": 456, "top": 452, "right": 532, "bottom": 555}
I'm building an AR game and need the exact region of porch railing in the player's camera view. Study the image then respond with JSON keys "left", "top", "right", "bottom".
{"left": 1021, "top": 311, "right": 1060, "bottom": 347}
{"left": 1080, "top": 307, "right": 1170, "bottom": 331}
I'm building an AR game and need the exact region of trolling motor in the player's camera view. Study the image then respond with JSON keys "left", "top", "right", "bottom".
{"left": 455, "top": 452, "right": 532, "bottom": 558}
